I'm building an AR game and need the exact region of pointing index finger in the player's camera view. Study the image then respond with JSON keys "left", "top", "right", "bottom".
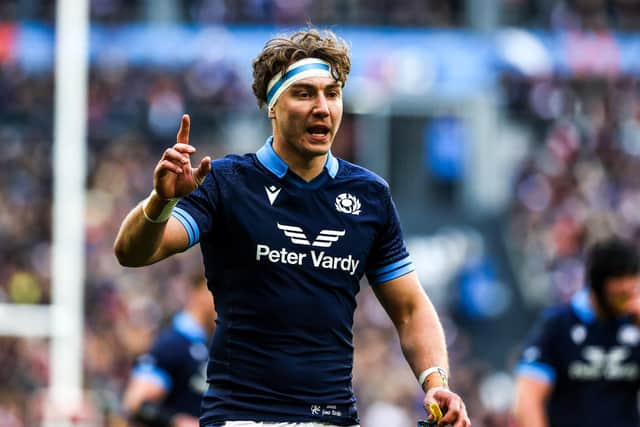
{"left": 177, "top": 114, "right": 190, "bottom": 145}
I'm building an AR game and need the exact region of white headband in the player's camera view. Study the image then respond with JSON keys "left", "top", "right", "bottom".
{"left": 266, "top": 58, "right": 333, "bottom": 110}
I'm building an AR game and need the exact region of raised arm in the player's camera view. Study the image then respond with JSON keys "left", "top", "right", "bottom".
{"left": 114, "top": 114, "right": 211, "bottom": 267}
{"left": 372, "top": 271, "right": 470, "bottom": 426}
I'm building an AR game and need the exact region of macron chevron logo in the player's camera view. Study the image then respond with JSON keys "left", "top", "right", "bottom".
{"left": 265, "top": 185, "right": 281, "bottom": 205}
{"left": 277, "top": 223, "right": 345, "bottom": 248}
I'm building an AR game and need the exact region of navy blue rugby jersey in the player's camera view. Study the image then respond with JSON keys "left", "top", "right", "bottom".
{"left": 515, "top": 289, "right": 640, "bottom": 427}
{"left": 172, "top": 137, "right": 414, "bottom": 426}
{"left": 131, "top": 312, "right": 209, "bottom": 417}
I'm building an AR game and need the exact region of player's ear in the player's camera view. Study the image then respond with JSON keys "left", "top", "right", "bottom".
{"left": 268, "top": 107, "right": 275, "bottom": 119}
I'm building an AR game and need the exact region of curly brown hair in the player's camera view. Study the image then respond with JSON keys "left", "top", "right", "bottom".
{"left": 251, "top": 28, "right": 351, "bottom": 108}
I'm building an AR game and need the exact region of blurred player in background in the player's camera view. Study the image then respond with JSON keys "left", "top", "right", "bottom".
{"left": 513, "top": 237, "right": 640, "bottom": 427}
{"left": 114, "top": 27, "right": 470, "bottom": 426}
{"left": 123, "top": 274, "right": 216, "bottom": 427}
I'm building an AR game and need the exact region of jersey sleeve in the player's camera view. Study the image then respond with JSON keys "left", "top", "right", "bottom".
{"left": 514, "top": 309, "right": 560, "bottom": 384}
{"left": 172, "top": 172, "right": 219, "bottom": 248}
{"left": 131, "top": 333, "right": 178, "bottom": 391}
{"left": 365, "top": 186, "right": 415, "bottom": 286}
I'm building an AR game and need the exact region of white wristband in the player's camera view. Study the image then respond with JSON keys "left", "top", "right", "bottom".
{"left": 141, "top": 190, "right": 180, "bottom": 223}
{"left": 418, "top": 366, "right": 448, "bottom": 388}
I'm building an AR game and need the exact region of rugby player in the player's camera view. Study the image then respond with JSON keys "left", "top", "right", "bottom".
{"left": 513, "top": 237, "right": 640, "bottom": 427}
{"left": 115, "top": 27, "right": 470, "bottom": 427}
{"left": 123, "top": 275, "right": 216, "bottom": 426}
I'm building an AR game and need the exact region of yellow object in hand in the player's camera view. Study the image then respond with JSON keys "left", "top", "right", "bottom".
{"left": 429, "top": 402, "right": 443, "bottom": 422}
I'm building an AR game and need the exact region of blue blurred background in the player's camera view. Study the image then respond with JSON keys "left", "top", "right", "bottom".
{"left": 2, "top": 0, "right": 640, "bottom": 425}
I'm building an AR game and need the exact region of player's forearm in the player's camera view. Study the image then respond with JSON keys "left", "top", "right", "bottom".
{"left": 513, "top": 380, "right": 549, "bottom": 427}
{"left": 397, "top": 299, "right": 449, "bottom": 390}
{"left": 513, "top": 398, "right": 548, "bottom": 427}
{"left": 114, "top": 203, "right": 169, "bottom": 267}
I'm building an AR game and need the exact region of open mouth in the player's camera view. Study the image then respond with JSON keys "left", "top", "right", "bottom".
{"left": 307, "top": 125, "right": 330, "bottom": 137}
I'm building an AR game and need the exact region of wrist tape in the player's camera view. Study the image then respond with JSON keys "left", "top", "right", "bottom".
{"left": 142, "top": 190, "right": 180, "bottom": 223}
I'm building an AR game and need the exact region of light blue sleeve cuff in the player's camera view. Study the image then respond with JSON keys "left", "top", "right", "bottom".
{"left": 172, "top": 207, "right": 200, "bottom": 247}
{"left": 367, "top": 256, "right": 415, "bottom": 285}
{"left": 132, "top": 365, "right": 172, "bottom": 390}
{"left": 515, "top": 361, "right": 555, "bottom": 384}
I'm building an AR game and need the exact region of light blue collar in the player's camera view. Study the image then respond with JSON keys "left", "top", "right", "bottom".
{"left": 571, "top": 288, "right": 596, "bottom": 324}
{"left": 173, "top": 311, "right": 207, "bottom": 343}
{"left": 256, "top": 136, "right": 339, "bottom": 179}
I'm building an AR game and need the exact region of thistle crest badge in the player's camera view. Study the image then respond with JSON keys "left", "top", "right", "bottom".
{"left": 335, "top": 193, "right": 361, "bottom": 215}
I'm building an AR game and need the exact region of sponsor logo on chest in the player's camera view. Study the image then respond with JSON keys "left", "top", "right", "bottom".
{"left": 566, "top": 323, "right": 640, "bottom": 381}
{"left": 255, "top": 222, "right": 360, "bottom": 275}
{"left": 568, "top": 346, "right": 639, "bottom": 381}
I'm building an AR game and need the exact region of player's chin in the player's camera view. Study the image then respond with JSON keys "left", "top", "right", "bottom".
{"left": 299, "top": 143, "right": 330, "bottom": 158}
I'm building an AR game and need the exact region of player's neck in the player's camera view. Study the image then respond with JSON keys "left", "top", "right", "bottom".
{"left": 272, "top": 138, "right": 327, "bottom": 182}
{"left": 286, "top": 156, "right": 326, "bottom": 182}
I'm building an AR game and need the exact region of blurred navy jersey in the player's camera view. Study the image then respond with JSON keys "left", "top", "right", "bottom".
{"left": 132, "top": 312, "right": 209, "bottom": 417}
{"left": 515, "top": 289, "right": 640, "bottom": 427}
{"left": 173, "top": 138, "right": 414, "bottom": 426}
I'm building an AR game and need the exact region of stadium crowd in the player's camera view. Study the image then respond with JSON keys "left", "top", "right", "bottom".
{"left": 3, "top": 0, "right": 640, "bottom": 30}
{"left": 508, "top": 75, "right": 640, "bottom": 304}
{"left": 2, "top": 0, "right": 463, "bottom": 28}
